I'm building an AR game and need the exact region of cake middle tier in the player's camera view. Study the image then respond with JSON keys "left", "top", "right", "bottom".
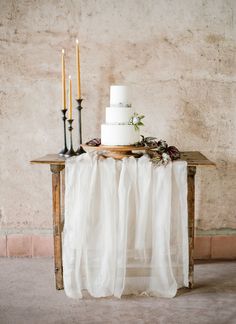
{"left": 101, "top": 124, "right": 140, "bottom": 146}
{"left": 105, "top": 107, "right": 133, "bottom": 124}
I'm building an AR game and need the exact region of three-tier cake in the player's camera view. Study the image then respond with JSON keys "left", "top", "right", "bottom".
{"left": 101, "top": 85, "right": 140, "bottom": 146}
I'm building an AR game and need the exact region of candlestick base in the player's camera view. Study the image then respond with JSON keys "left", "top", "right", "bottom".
{"left": 76, "top": 145, "right": 86, "bottom": 155}
{"left": 59, "top": 147, "right": 68, "bottom": 156}
{"left": 58, "top": 108, "right": 68, "bottom": 156}
{"left": 76, "top": 98, "right": 86, "bottom": 156}
{"left": 64, "top": 119, "right": 77, "bottom": 158}
{"left": 64, "top": 147, "right": 77, "bottom": 158}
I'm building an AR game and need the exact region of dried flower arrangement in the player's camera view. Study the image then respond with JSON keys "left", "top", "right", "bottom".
{"left": 85, "top": 136, "right": 180, "bottom": 166}
{"left": 134, "top": 136, "right": 180, "bottom": 166}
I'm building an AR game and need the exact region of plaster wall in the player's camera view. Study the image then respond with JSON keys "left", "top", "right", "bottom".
{"left": 0, "top": 0, "right": 236, "bottom": 237}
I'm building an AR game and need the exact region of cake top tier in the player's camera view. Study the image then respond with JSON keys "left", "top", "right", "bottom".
{"left": 110, "top": 85, "right": 131, "bottom": 107}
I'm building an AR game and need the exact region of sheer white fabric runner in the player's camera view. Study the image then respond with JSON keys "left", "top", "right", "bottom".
{"left": 63, "top": 153, "right": 188, "bottom": 298}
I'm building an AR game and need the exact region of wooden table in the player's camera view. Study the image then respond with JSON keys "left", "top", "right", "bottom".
{"left": 31, "top": 151, "right": 214, "bottom": 290}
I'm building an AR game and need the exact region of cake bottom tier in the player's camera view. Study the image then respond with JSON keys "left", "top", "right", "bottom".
{"left": 101, "top": 124, "right": 140, "bottom": 145}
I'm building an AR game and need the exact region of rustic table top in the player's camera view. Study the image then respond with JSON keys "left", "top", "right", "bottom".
{"left": 31, "top": 151, "right": 215, "bottom": 167}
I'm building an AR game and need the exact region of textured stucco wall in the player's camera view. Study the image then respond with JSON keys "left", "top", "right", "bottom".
{"left": 0, "top": 0, "right": 235, "bottom": 236}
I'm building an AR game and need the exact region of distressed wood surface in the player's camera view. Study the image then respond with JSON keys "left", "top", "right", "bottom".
{"left": 50, "top": 164, "right": 65, "bottom": 290}
{"left": 83, "top": 144, "right": 147, "bottom": 151}
{"left": 82, "top": 144, "right": 147, "bottom": 159}
{"left": 31, "top": 151, "right": 215, "bottom": 166}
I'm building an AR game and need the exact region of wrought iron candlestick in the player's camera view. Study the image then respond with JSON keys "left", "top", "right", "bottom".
{"left": 76, "top": 98, "right": 86, "bottom": 155}
{"left": 64, "top": 119, "right": 76, "bottom": 157}
{"left": 58, "top": 109, "right": 68, "bottom": 156}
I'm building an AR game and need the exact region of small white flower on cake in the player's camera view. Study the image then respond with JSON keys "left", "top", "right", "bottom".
{"left": 132, "top": 117, "right": 140, "bottom": 125}
{"left": 128, "top": 113, "right": 145, "bottom": 131}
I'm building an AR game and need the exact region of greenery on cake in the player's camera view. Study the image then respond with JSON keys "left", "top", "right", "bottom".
{"left": 135, "top": 136, "right": 180, "bottom": 166}
{"left": 128, "top": 113, "right": 145, "bottom": 131}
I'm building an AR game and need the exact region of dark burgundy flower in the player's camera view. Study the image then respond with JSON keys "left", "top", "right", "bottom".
{"left": 167, "top": 146, "right": 180, "bottom": 160}
{"left": 86, "top": 138, "right": 101, "bottom": 146}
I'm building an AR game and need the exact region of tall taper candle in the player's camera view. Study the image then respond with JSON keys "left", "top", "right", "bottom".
{"left": 76, "top": 39, "right": 81, "bottom": 99}
{"left": 62, "top": 49, "right": 66, "bottom": 109}
{"left": 68, "top": 75, "right": 72, "bottom": 119}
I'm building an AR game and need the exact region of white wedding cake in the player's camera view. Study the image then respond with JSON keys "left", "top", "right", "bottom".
{"left": 101, "top": 85, "right": 141, "bottom": 146}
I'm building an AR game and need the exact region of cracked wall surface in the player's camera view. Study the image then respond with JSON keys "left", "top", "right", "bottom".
{"left": 0, "top": 0, "right": 235, "bottom": 235}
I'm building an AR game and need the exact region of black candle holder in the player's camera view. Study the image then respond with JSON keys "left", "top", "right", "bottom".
{"left": 75, "top": 98, "right": 86, "bottom": 155}
{"left": 64, "top": 119, "right": 76, "bottom": 157}
{"left": 58, "top": 109, "right": 68, "bottom": 156}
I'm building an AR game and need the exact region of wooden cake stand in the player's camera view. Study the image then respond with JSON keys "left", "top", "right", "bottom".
{"left": 82, "top": 145, "right": 148, "bottom": 159}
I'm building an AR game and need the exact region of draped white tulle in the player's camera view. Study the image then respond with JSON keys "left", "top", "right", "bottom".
{"left": 63, "top": 153, "right": 188, "bottom": 298}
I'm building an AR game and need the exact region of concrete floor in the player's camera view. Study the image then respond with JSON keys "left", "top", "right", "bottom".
{"left": 0, "top": 259, "right": 235, "bottom": 324}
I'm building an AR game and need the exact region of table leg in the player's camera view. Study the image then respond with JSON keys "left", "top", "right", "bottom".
{"left": 50, "top": 164, "right": 65, "bottom": 290}
{"left": 187, "top": 166, "right": 196, "bottom": 288}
